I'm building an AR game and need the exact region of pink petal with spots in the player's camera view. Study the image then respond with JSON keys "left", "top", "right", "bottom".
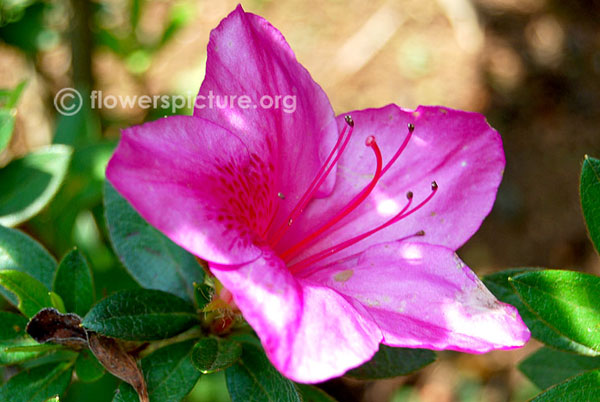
{"left": 303, "top": 242, "right": 530, "bottom": 353}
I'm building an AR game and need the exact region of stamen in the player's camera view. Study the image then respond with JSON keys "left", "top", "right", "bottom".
{"left": 269, "top": 117, "right": 355, "bottom": 246}
{"left": 381, "top": 123, "right": 415, "bottom": 176}
{"left": 280, "top": 135, "right": 384, "bottom": 261}
{"left": 280, "top": 124, "right": 415, "bottom": 261}
{"left": 288, "top": 184, "right": 438, "bottom": 274}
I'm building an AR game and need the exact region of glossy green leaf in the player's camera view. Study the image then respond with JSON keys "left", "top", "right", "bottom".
{"left": 0, "top": 108, "right": 15, "bottom": 153}
{"left": 531, "top": 369, "right": 600, "bottom": 401}
{"left": 0, "top": 225, "right": 56, "bottom": 289}
{"left": 82, "top": 289, "right": 198, "bottom": 340}
{"left": 0, "top": 362, "right": 74, "bottom": 402}
{"left": 483, "top": 269, "right": 600, "bottom": 356}
{"left": 511, "top": 270, "right": 600, "bottom": 353}
{"left": 519, "top": 347, "right": 600, "bottom": 390}
{"left": 225, "top": 341, "right": 301, "bottom": 402}
{"left": 0, "top": 311, "right": 50, "bottom": 365}
{"left": 191, "top": 337, "right": 242, "bottom": 374}
{"left": 48, "top": 292, "right": 66, "bottom": 314}
{"left": 104, "top": 182, "right": 204, "bottom": 301}
{"left": 347, "top": 345, "right": 436, "bottom": 379}
{"left": 75, "top": 349, "right": 105, "bottom": 383}
{"left": 0, "top": 270, "right": 52, "bottom": 317}
{"left": 113, "top": 340, "right": 201, "bottom": 402}
{"left": 53, "top": 249, "right": 94, "bottom": 316}
{"left": 581, "top": 155, "right": 600, "bottom": 254}
{"left": 295, "top": 384, "right": 338, "bottom": 402}
{"left": 0, "top": 145, "right": 73, "bottom": 227}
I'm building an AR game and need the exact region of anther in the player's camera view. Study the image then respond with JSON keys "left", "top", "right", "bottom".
{"left": 431, "top": 181, "right": 438, "bottom": 191}
{"left": 277, "top": 192, "right": 285, "bottom": 199}
{"left": 416, "top": 230, "right": 425, "bottom": 236}
{"left": 406, "top": 191, "right": 414, "bottom": 200}
{"left": 344, "top": 115, "right": 354, "bottom": 127}
{"left": 408, "top": 123, "right": 415, "bottom": 132}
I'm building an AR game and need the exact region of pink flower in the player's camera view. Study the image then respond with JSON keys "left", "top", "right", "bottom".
{"left": 106, "top": 5, "right": 530, "bottom": 383}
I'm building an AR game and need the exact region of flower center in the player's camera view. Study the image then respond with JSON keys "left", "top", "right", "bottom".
{"left": 270, "top": 116, "right": 437, "bottom": 273}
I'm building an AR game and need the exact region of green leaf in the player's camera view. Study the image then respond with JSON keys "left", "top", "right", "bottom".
{"left": 511, "top": 270, "right": 600, "bottom": 353}
{"left": 104, "top": 182, "right": 204, "bottom": 301}
{"left": 0, "top": 108, "right": 16, "bottom": 153}
{"left": 0, "top": 81, "right": 27, "bottom": 109}
{"left": 75, "top": 349, "right": 105, "bottom": 383}
{"left": 53, "top": 248, "right": 95, "bottom": 316}
{"left": 82, "top": 289, "right": 198, "bottom": 340}
{"left": 0, "top": 225, "right": 56, "bottom": 289}
{"left": 531, "top": 369, "right": 600, "bottom": 401}
{"left": 519, "top": 347, "right": 600, "bottom": 390}
{"left": 48, "top": 291, "right": 66, "bottom": 314}
{"left": 0, "top": 311, "right": 27, "bottom": 340}
{"left": 346, "top": 345, "right": 436, "bottom": 379}
{"left": 295, "top": 384, "right": 338, "bottom": 402}
{"left": 0, "top": 311, "right": 50, "bottom": 365}
{"left": 225, "top": 341, "right": 301, "bottom": 402}
{"left": 581, "top": 155, "right": 600, "bottom": 255}
{"left": 193, "top": 280, "right": 214, "bottom": 310}
{"left": 0, "top": 270, "right": 52, "bottom": 317}
{"left": 0, "top": 145, "right": 73, "bottom": 227}
{"left": 0, "top": 362, "right": 74, "bottom": 402}
{"left": 0, "top": 81, "right": 26, "bottom": 153}
{"left": 191, "top": 337, "right": 242, "bottom": 374}
{"left": 113, "top": 340, "right": 201, "bottom": 402}
{"left": 483, "top": 269, "right": 600, "bottom": 356}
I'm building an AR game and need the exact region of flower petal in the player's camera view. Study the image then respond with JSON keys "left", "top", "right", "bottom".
{"left": 210, "top": 253, "right": 381, "bottom": 383}
{"left": 106, "top": 115, "right": 269, "bottom": 265}
{"left": 195, "top": 5, "right": 339, "bottom": 233}
{"left": 303, "top": 242, "right": 530, "bottom": 353}
{"left": 277, "top": 105, "right": 505, "bottom": 266}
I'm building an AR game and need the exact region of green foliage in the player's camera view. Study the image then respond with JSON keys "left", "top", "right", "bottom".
{"left": 483, "top": 268, "right": 600, "bottom": 356}
{"left": 0, "top": 145, "right": 73, "bottom": 227}
{"left": 191, "top": 337, "right": 242, "bottom": 374}
{"left": 53, "top": 248, "right": 95, "bottom": 316}
{"left": 82, "top": 289, "right": 198, "bottom": 340}
{"left": 0, "top": 270, "right": 52, "bottom": 317}
{"left": 581, "top": 155, "right": 600, "bottom": 254}
{"left": 225, "top": 340, "right": 302, "bottom": 402}
{"left": 485, "top": 268, "right": 600, "bottom": 399}
{"left": 347, "top": 345, "right": 436, "bottom": 379}
{"left": 75, "top": 349, "right": 105, "bottom": 383}
{"left": 0, "top": 224, "right": 57, "bottom": 289}
{"left": 0, "top": 362, "right": 74, "bottom": 402}
{"left": 0, "top": 81, "right": 26, "bottom": 152}
{"left": 0, "top": 311, "right": 50, "bottom": 365}
{"left": 519, "top": 347, "right": 600, "bottom": 390}
{"left": 511, "top": 270, "right": 600, "bottom": 353}
{"left": 113, "top": 340, "right": 201, "bottom": 402}
{"left": 104, "top": 182, "right": 204, "bottom": 301}
{"left": 531, "top": 370, "right": 600, "bottom": 401}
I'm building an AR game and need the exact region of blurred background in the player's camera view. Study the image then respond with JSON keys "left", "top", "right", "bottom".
{"left": 1, "top": 0, "right": 599, "bottom": 401}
